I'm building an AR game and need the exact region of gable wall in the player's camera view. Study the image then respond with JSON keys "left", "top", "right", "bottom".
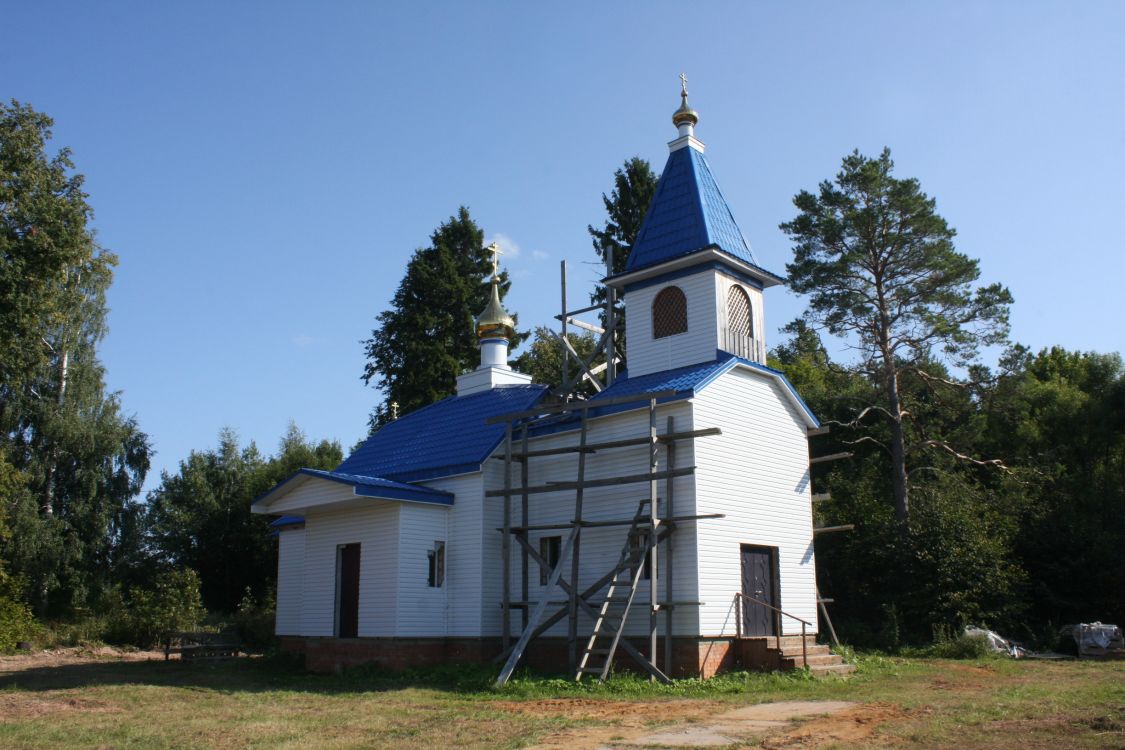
{"left": 299, "top": 503, "right": 400, "bottom": 637}
{"left": 267, "top": 477, "right": 357, "bottom": 515}
{"left": 692, "top": 368, "right": 819, "bottom": 636}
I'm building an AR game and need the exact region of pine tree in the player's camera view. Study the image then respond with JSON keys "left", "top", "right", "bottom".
{"left": 781, "top": 148, "right": 1012, "bottom": 524}
{"left": 361, "top": 207, "right": 520, "bottom": 430}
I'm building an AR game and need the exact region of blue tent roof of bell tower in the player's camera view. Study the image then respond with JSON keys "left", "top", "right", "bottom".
{"left": 624, "top": 145, "right": 761, "bottom": 273}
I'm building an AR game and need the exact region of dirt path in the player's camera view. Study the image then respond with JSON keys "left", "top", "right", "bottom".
{"left": 508, "top": 699, "right": 900, "bottom": 749}
{"left": 0, "top": 645, "right": 166, "bottom": 673}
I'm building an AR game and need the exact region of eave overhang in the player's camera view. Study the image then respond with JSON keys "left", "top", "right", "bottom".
{"left": 605, "top": 246, "right": 785, "bottom": 290}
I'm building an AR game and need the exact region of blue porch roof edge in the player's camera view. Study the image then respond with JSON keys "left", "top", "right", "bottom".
{"left": 270, "top": 515, "right": 305, "bottom": 528}
{"left": 253, "top": 468, "right": 454, "bottom": 507}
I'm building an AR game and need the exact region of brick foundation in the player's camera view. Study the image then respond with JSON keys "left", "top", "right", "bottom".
{"left": 280, "top": 635, "right": 751, "bottom": 678}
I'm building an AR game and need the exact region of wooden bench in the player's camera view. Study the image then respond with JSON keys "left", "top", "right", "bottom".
{"left": 164, "top": 631, "right": 241, "bottom": 662}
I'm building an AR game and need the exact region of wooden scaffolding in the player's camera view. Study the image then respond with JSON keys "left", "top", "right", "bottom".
{"left": 487, "top": 391, "right": 723, "bottom": 686}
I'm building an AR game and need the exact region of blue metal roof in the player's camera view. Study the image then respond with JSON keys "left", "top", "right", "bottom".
{"left": 595, "top": 355, "right": 736, "bottom": 402}
{"left": 531, "top": 353, "right": 817, "bottom": 434}
{"left": 270, "top": 515, "right": 305, "bottom": 528}
{"left": 625, "top": 145, "right": 761, "bottom": 273}
{"left": 336, "top": 384, "right": 548, "bottom": 482}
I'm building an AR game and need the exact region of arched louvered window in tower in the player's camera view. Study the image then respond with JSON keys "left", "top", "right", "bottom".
{"left": 727, "top": 285, "right": 753, "bottom": 336}
{"left": 725, "top": 285, "right": 759, "bottom": 361}
{"left": 652, "top": 286, "right": 688, "bottom": 339}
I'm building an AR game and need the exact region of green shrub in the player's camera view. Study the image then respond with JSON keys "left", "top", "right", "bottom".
{"left": 901, "top": 633, "right": 995, "bottom": 659}
{"left": 38, "top": 617, "right": 110, "bottom": 648}
{"left": 0, "top": 569, "right": 39, "bottom": 653}
{"left": 0, "top": 593, "right": 38, "bottom": 653}
{"left": 929, "top": 634, "right": 994, "bottom": 659}
{"left": 127, "top": 568, "right": 205, "bottom": 648}
{"left": 233, "top": 587, "right": 276, "bottom": 651}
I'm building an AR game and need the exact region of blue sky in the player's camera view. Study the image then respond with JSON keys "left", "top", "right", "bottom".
{"left": 5, "top": 1, "right": 1123, "bottom": 493}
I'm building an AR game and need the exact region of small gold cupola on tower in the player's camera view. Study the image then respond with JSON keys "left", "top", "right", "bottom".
{"left": 457, "top": 243, "right": 533, "bottom": 396}
{"left": 672, "top": 72, "right": 699, "bottom": 137}
{"left": 476, "top": 243, "right": 516, "bottom": 368}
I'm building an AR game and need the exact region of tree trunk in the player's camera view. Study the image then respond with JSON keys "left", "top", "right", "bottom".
{"left": 885, "top": 365, "right": 910, "bottom": 524}
{"left": 41, "top": 348, "right": 67, "bottom": 517}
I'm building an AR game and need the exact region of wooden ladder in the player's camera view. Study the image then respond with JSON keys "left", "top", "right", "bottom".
{"left": 575, "top": 500, "right": 653, "bottom": 682}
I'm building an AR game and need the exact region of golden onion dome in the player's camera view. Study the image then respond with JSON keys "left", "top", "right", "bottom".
{"left": 476, "top": 278, "right": 516, "bottom": 342}
{"left": 672, "top": 74, "right": 699, "bottom": 129}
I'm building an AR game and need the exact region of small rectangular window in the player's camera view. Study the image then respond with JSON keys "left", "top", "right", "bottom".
{"left": 629, "top": 534, "right": 652, "bottom": 580}
{"left": 539, "top": 536, "right": 561, "bottom": 586}
{"left": 427, "top": 541, "right": 445, "bottom": 587}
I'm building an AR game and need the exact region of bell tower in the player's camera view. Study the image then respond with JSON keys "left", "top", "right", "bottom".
{"left": 605, "top": 78, "right": 786, "bottom": 378}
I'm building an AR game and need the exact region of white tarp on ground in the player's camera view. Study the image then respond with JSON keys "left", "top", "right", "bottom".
{"left": 1071, "top": 622, "right": 1124, "bottom": 656}
{"left": 964, "top": 626, "right": 1028, "bottom": 658}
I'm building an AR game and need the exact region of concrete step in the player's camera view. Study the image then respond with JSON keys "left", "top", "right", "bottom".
{"left": 773, "top": 636, "right": 821, "bottom": 649}
{"left": 779, "top": 644, "right": 832, "bottom": 657}
{"left": 779, "top": 653, "right": 844, "bottom": 668}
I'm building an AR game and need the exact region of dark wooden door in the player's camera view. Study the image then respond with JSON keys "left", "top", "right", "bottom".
{"left": 740, "top": 545, "right": 778, "bottom": 637}
{"left": 337, "top": 543, "right": 361, "bottom": 638}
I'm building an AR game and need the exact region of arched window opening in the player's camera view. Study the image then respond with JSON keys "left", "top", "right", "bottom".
{"left": 725, "top": 285, "right": 760, "bottom": 361}
{"left": 727, "top": 285, "right": 753, "bottom": 337}
{"left": 652, "top": 286, "right": 688, "bottom": 339}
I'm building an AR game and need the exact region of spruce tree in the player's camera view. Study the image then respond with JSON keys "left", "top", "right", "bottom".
{"left": 586, "top": 157, "right": 658, "bottom": 372}
{"left": 588, "top": 157, "right": 659, "bottom": 279}
{"left": 361, "top": 207, "right": 519, "bottom": 430}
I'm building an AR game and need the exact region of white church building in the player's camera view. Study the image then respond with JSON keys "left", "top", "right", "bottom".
{"left": 253, "top": 88, "right": 849, "bottom": 679}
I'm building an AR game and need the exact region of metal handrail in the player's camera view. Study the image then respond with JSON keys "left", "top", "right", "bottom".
{"left": 733, "top": 592, "right": 812, "bottom": 668}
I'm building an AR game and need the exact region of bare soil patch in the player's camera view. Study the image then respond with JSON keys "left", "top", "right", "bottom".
{"left": 0, "top": 693, "right": 120, "bottom": 721}
{"left": 494, "top": 697, "right": 726, "bottom": 722}
{"left": 0, "top": 646, "right": 165, "bottom": 673}
{"left": 761, "top": 703, "right": 902, "bottom": 749}
{"left": 941, "top": 663, "right": 995, "bottom": 677}
{"left": 520, "top": 700, "right": 877, "bottom": 749}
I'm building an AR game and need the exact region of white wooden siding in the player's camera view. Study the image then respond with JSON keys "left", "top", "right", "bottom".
{"left": 275, "top": 528, "right": 305, "bottom": 635}
{"left": 625, "top": 271, "right": 719, "bottom": 377}
{"left": 298, "top": 504, "right": 399, "bottom": 637}
{"left": 488, "top": 402, "right": 701, "bottom": 639}
{"left": 396, "top": 503, "right": 450, "bottom": 636}
{"left": 426, "top": 473, "right": 487, "bottom": 637}
{"left": 692, "top": 367, "right": 819, "bottom": 637}
{"left": 481, "top": 459, "right": 509, "bottom": 637}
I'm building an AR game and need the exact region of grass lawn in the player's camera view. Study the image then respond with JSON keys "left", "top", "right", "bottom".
{"left": 0, "top": 648, "right": 1122, "bottom": 749}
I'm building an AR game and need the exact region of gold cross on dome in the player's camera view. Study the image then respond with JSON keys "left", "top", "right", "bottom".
{"left": 680, "top": 72, "right": 688, "bottom": 96}
{"left": 487, "top": 242, "right": 502, "bottom": 278}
